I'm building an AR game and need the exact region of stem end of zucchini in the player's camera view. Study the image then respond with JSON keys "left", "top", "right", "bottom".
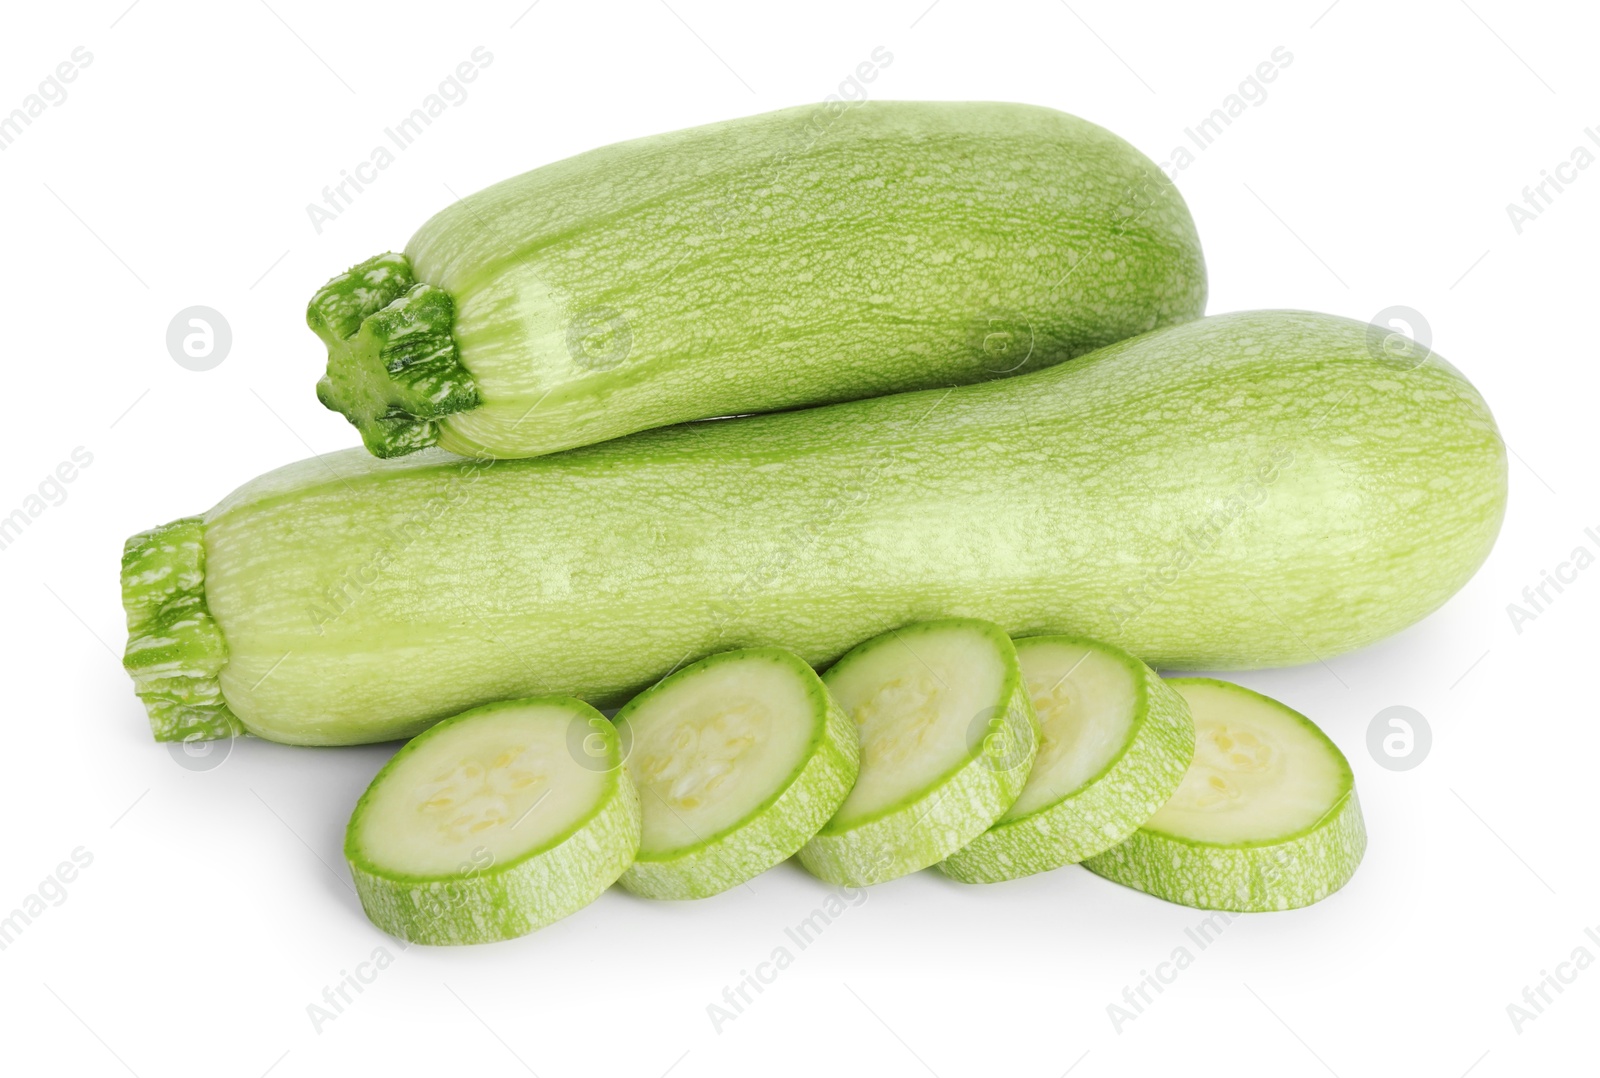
{"left": 120, "top": 517, "right": 243, "bottom": 743}
{"left": 308, "top": 253, "right": 481, "bottom": 459}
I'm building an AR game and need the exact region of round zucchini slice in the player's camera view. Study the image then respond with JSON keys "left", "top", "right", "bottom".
{"left": 799, "top": 618, "right": 1037, "bottom": 887}
{"left": 614, "top": 648, "right": 858, "bottom": 900}
{"left": 345, "top": 696, "right": 640, "bottom": 944}
{"left": 940, "top": 635, "right": 1193, "bottom": 883}
{"left": 1083, "top": 678, "right": 1365, "bottom": 912}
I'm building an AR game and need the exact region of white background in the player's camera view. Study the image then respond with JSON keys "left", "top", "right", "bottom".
{"left": 1, "top": 1, "right": 1595, "bottom": 1075}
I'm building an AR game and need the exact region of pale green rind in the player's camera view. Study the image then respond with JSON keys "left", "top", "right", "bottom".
{"left": 939, "top": 637, "right": 1194, "bottom": 884}
{"left": 392, "top": 100, "right": 1207, "bottom": 458}
{"left": 137, "top": 310, "right": 1505, "bottom": 745}
{"left": 798, "top": 621, "right": 1037, "bottom": 887}
{"left": 617, "top": 650, "right": 860, "bottom": 900}
{"left": 119, "top": 517, "right": 243, "bottom": 742}
{"left": 345, "top": 698, "right": 641, "bottom": 945}
{"left": 1082, "top": 679, "right": 1366, "bottom": 912}
{"left": 1082, "top": 789, "right": 1366, "bottom": 912}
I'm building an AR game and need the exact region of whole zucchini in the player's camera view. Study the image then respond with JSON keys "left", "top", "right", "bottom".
{"left": 308, "top": 101, "right": 1206, "bottom": 459}
{"left": 125, "top": 311, "right": 1505, "bottom": 746}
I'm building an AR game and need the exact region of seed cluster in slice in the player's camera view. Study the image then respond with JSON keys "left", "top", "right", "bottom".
{"left": 799, "top": 618, "right": 1037, "bottom": 887}
{"left": 1083, "top": 678, "right": 1366, "bottom": 912}
{"left": 614, "top": 648, "right": 859, "bottom": 900}
{"left": 345, "top": 697, "right": 639, "bottom": 945}
{"left": 940, "top": 635, "right": 1193, "bottom": 884}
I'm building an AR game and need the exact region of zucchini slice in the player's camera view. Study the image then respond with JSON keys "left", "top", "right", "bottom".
{"left": 798, "top": 619, "right": 1037, "bottom": 887}
{"left": 345, "top": 697, "right": 639, "bottom": 945}
{"left": 940, "top": 635, "right": 1193, "bottom": 883}
{"left": 1083, "top": 678, "right": 1365, "bottom": 912}
{"left": 614, "top": 648, "right": 858, "bottom": 900}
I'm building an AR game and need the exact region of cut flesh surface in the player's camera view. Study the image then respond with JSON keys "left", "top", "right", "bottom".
{"left": 346, "top": 697, "right": 639, "bottom": 944}
{"left": 1006, "top": 639, "right": 1139, "bottom": 819}
{"left": 940, "top": 635, "right": 1193, "bottom": 883}
{"left": 614, "top": 648, "right": 857, "bottom": 899}
{"left": 799, "top": 619, "right": 1036, "bottom": 887}
{"left": 358, "top": 706, "right": 610, "bottom": 875}
{"left": 1084, "top": 678, "right": 1365, "bottom": 912}
{"left": 1147, "top": 680, "right": 1346, "bottom": 843}
{"left": 826, "top": 624, "right": 1007, "bottom": 828}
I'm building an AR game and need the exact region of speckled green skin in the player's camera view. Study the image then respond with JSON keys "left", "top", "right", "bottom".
{"left": 315, "top": 100, "right": 1205, "bottom": 459}
{"left": 798, "top": 620, "right": 1038, "bottom": 887}
{"left": 1083, "top": 679, "right": 1366, "bottom": 912}
{"left": 939, "top": 636, "right": 1194, "bottom": 884}
{"left": 124, "top": 310, "right": 1505, "bottom": 746}
{"left": 345, "top": 698, "right": 640, "bottom": 945}
{"left": 615, "top": 648, "right": 860, "bottom": 900}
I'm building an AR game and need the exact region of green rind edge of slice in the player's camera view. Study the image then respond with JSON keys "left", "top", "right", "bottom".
{"left": 799, "top": 619, "right": 1038, "bottom": 886}
{"left": 1082, "top": 790, "right": 1366, "bottom": 912}
{"left": 344, "top": 696, "right": 641, "bottom": 945}
{"left": 615, "top": 648, "right": 860, "bottom": 900}
{"left": 1081, "top": 678, "right": 1367, "bottom": 912}
{"left": 120, "top": 516, "right": 244, "bottom": 743}
{"left": 939, "top": 636, "right": 1195, "bottom": 884}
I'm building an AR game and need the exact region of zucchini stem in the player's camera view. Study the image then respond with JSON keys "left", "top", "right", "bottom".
{"left": 120, "top": 517, "right": 242, "bottom": 742}
{"left": 307, "top": 252, "right": 480, "bottom": 459}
